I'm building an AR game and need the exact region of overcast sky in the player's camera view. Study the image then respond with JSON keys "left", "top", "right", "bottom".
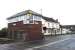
{"left": 0, "top": 0, "right": 75, "bottom": 29}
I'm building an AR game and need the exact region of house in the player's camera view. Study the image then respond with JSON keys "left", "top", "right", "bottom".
{"left": 61, "top": 27, "right": 70, "bottom": 34}
{"left": 62, "top": 25, "right": 75, "bottom": 34}
{"left": 7, "top": 10, "right": 60, "bottom": 41}
{"left": 42, "top": 17, "right": 60, "bottom": 35}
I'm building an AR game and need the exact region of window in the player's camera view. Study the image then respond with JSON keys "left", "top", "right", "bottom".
{"left": 33, "top": 15, "right": 41, "bottom": 21}
{"left": 18, "top": 17, "right": 21, "bottom": 21}
{"left": 23, "top": 20, "right": 33, "bottom": 24}
{"left": 57, "top": 29, "right": 59, "bottom": 32}
{"left": 48, "top": 29, "right": 51, "bottom": 33}
{"left": 44, "top": 30, "right": 46, "bottom": 33}
{"left": 29, "top": 16, "right": 33, "bottom": 20}
{"left": 20, "top": 16, "right": 24, "bottom": 21}
{"left": 23, "top": 15, "right": 41, "bottom": 24}
{"left": 29, "top": 20, "right": 34, "bottom": 24}
{"left": 23, "top": 20, "right": 29, "bottom": 24}
{"left": 17, "top": 15, "right": 26, "bottom": 21}
{"left": 29, "top": 16, "right": 34, "bottom": 24}
{"left": 37, "top": 16, "right": 41, "bottom": 21}
{"left": 52, "top": 23, "right": 54, "bottom": 28}
{"left": 24, "top": 15, "right": 26, "bottom": 20}
{"left": 26, "top": 15, "right": 30, "bottom": 20}
{"left": 54, "top": 23, "right": 56, "bottom": 28}
{"left": 56, "top": 24, "right": 59, "bottom": 28}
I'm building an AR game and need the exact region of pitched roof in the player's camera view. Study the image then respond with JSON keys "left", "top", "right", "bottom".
{"left": 63, "top": 25, "right": 75, "bottom": 27}
{"left": 7, "top": 10, "right": 58, "bottom": 23}
{"left": 62, "top": 25, "right": 75, "bottom": 31}
{"left": 42, "top": 17, "right": 58, "bottom": 23}
{"left": 7, "top": 10, "right": 43, "bottom": 20}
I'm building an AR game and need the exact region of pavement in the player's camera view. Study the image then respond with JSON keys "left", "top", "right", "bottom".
{"left": 0, "top": 34, "right": 74, "bottom": 50}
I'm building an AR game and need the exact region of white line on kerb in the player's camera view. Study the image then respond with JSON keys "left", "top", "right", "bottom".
{"left": 25, "top": 38, "right": 70, "bottom": 50}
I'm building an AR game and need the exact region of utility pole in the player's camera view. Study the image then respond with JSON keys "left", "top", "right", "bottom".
{"left": 40, "top": 9, "right": 42, "bottom": 15}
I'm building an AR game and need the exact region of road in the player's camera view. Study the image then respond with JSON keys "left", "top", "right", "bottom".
{"left": 0, "top": 34, "right": 75, "bottom": 50}
{"left": 31, "top": 34, "right": 75, "bottom": 50}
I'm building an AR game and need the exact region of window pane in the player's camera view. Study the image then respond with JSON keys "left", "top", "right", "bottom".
{"left": 48, "top": 29, "right": 51, "bottom": 33}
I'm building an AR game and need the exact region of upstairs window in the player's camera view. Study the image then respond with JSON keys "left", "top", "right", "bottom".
{"left": 29, "top": 16, "right": 33, "bottom": 21}
{"left": 23, "top": 20, "right": 34, "bottom": 24}
{"left": 23, "top": 20, "right": 29, "bottom": 24}
{"left": 33, "top": 15, "right": 41, "bottom": 21}
{"left": 29, "top": 20, "right": 34, "bottom": 24}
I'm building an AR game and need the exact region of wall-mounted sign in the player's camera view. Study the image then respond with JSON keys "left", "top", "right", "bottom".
{"left": 27, "top": 10, "right": 32, "bottom": 16}
{"left": 27, "top": 14, "right": 32, "bottom": 16}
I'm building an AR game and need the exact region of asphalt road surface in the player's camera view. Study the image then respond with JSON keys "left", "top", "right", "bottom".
{"left": 0, "top": 34, "right": 75, "bottom": 50}
{"left": 31, "top": 35, "right": 75, "bottom": 50}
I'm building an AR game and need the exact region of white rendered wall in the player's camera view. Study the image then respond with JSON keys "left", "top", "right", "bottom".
{"left": 42, "top": 18, "right": 61, "bottom": 35}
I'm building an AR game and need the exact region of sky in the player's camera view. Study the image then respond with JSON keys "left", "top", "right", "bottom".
{"left": 0, "top": 0, "right": 75, "bottom": 29}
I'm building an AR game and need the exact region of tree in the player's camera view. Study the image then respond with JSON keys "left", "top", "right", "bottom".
{"left": 0, "top": 27, "right": 8, "bottom": 37}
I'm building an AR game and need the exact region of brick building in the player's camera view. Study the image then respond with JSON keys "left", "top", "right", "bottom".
{"left": 7, "top": 10, "right": 60, "bottom": 41}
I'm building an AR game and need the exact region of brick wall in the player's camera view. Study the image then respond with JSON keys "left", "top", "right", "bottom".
{"left": 8, "top": 21, "right": 44, "bottom": 41}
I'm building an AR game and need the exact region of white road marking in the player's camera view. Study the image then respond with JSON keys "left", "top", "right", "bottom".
{"left": 25, "top": 38, "right": 70, "bottom": 50}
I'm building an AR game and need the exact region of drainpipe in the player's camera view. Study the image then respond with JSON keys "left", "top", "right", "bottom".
{"left": 60, "top": 25, "right": 62, "bottom": 35}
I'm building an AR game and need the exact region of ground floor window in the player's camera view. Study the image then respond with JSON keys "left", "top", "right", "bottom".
{"left": 44, "top": 30, "right": 46, "bottom": 33}
{"left": 48, "top": 29, "right": 51, "bottom": 33}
